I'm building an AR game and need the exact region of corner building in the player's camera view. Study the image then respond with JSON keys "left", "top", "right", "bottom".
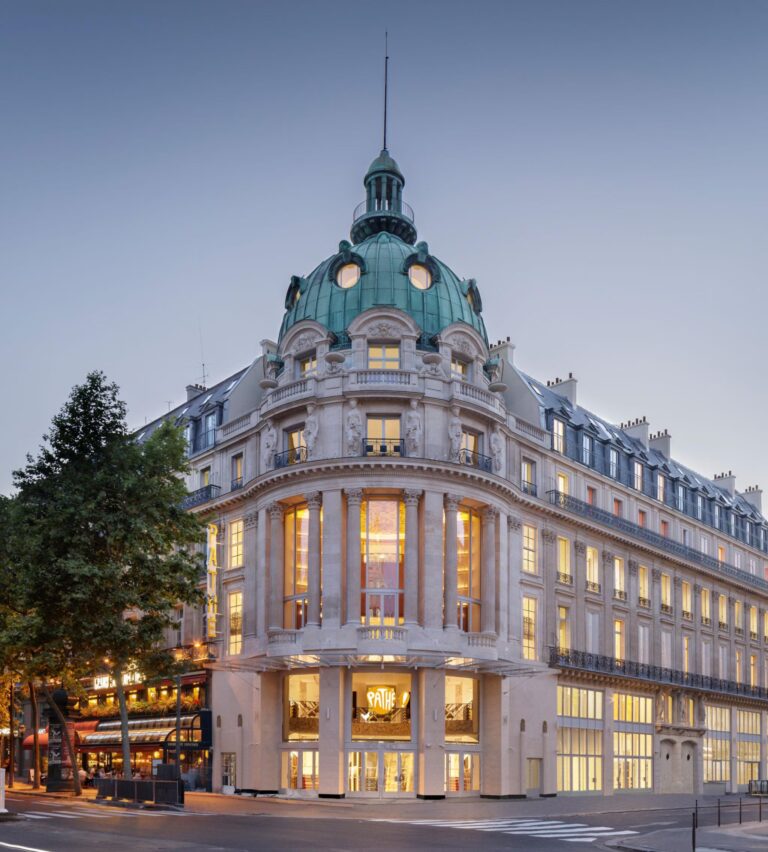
{"left": 143, "top": 149, "right": 768, "bottom": 798}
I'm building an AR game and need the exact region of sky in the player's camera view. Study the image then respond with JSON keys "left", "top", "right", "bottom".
{"left": 1, "top": 0, "right": 767, "bottom": 497}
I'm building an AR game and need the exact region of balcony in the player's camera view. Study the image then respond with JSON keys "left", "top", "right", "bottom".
{"left": 682, "top": 610, "right": 692, "bottom": 621}
{"left": 546, "top": 490, "right": 768, "bottom": 594}
{"left": 274, "top": 445, "right": 307, "bottom": 468}
{"left": 660, "top": 603, "right": 673, "bottom": 616}
{"left": 586, "top": 581, "right": 601, "bottom": 594}
{"left": 614, "top": 589, "right": 627, "bottom": 602}
{"left": 549, "top": 646, "right": 768, "bottom": 703}
{"left": 719, "top": 621, "right": 729, "bottom": 631}
{"left": 701, "top": 616, "right": 712, "bottom": 627}
{"left": 364, "top": 438, "right": 405, "bottom": 458}
{"left": 181, "top": 484, "right": 221, "bottom": 510}
{"left": 751, "top": 631, "right": 758, "bottom": 641}
{"left": 638, "top": 597, "right": 651, "bottom": 609}
{"left": 557, "top": 572, "right": 574, "bottom": 586}
{"left": 231, "top": 477, "right": 243, "bottom": 491}
{"left": 522, "top": 480, "right": 538, "bottom": 497}
{"left": 735, "top": 627, "right": 744, "bottom": 637}
{"left": 457, "top": 448, "right": 493, "bottom": 473}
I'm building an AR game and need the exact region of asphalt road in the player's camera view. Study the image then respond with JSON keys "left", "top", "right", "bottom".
{"left": 1, "top": 793, "right": 711, "bottom": 852}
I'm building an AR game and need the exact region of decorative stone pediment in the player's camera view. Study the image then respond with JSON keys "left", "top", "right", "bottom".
{"left": 279, "top": 320, "right": 332, "bottom": 358}
{"left": 435, "top": 322, "right": 489, "bottom": 362}
{"left": 347, "top": 307, "right": 420, "bottom": 341}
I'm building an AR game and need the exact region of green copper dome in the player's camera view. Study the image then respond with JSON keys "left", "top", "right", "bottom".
{"left": 278, "top": 152, "right": 488, "bottom": 347}
{"left": 278, "top": 231, "right": 488, "bottom": 345}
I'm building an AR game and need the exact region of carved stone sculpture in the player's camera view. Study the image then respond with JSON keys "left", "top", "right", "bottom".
{"left": 448, "top": 406, "right": 462, "bottom": 462}
{"left": 303, "top": 404, "right": 320, "bottom": 460}
{"left": 404, "top": 399, "right": 422, "bottom": 456}
{"left": 345, "top": 399, "right": 363, "bottom": 457}
{"left": 261, "top": 420, "right": 277, "bottom": 471}
{"left": 490, "top": 426, "right": 503, "bottom": 473}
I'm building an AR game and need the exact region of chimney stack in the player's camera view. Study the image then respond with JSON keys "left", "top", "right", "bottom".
{"left": 490, "top": 336, "right": 515, "bottom": 365}
{"left": 186, "top": 383, "right": 206, "bottom": 401}
{"left": 649, "top": 428, "right": 671, "bottom": 459}
{"left": 740, "top": 485, "right": 762, "bottom": 514}
{"left": 549, "top": 372, "right": 578, "bottom": 405}
{"left": 714, "top": 470, "right": 737, "bottom": 497}
{"left": 622, "top": 416, "right": 650, "bottom": 449}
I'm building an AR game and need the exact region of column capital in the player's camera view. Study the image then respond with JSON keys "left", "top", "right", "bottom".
{"left": 694, "top": 583, "right": 702, "bottom": 594}
{"left": 652, "top": 567, "right": 662, "bottom": 581}
{"left": 403, "top": 488, "right": 423, "bottom": 506}
{"left": 574, "top": 541, "right": 587, "bottom": 556}
{"left": 541, "top": 528, "right": 557, "bottom": 544}
{"left": 444, "top": 493, "right": 462, "bottom": 512}
{"left": 482, "top": 505, "right": 499, "bottom": 522}
{"left": 628, "top": 558, "right": 639, "bottom": 575}
{"left": 345, "top": 488, "right": 364, "bottom": 506}
{"left": 306, "top": 491, "right": 323, "bottom": 510}
{"left": 507, "top": 514, "right": 522, "bottom": 532}
{"left": 602, "top": 550, "right": 615, "bottom": 566}
{"left": 244, "top": 512, "right": 258, "bottom": 530}
{"left": 673, "top": 575, "right": 682, "bottom": 589}
{"left": 268, "top": 501, "right": 284, "bottom": 521}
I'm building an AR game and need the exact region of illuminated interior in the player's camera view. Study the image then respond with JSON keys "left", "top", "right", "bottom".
{"left": 360, "top": 499, "right": 405, "bottom": 624}
{"left": 445, "top": 676, "right": 479, "bottom": 743}
{"left": 351, "top": 672, "right": 412, "bottom": 740}
{"left": 284, "top": 673, "right": 319, "bottom": 741}
{"left": 456, "top": 508, "right": 481, "bottom": 631}
{"left": 284, "top": 506, "right": 309, "bottom": 628}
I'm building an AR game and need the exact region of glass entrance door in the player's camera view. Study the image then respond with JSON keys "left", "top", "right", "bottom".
{"left": 445, "top": 752, "right": 480, "bottom": 795}
{"left": 347, "top": 749, "right": 414, "bottom": 797}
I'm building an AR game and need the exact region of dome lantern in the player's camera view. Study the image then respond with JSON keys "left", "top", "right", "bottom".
{"left": 350, "top": 149, "right": 417, "bottom": 245}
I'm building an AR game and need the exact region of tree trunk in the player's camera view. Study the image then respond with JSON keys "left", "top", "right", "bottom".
{"left": 29, "top": 681, "right": 40, "bottom": 789}
{"left": 113, "top": 665, "right": 132, "bottom": 779}
{"left": 40, "top": 683, "right": 81, "bottom": 796}
{"left": 8, "top": 683, "right": 14, "bottom": 788}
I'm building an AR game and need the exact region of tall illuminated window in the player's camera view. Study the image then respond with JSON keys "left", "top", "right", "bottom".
{"left": 734, "top": 600, "right": 743, "bottom": 630}
{"left": 704, "top": 705, "right": 731, "bottom": 782}
{"left": 633, "top": 461, "right": 643, "bottom": 491}
{"left": 229, "top": 519, "right": 244, "bottom": 569}
{"left": 750, "top": 654, "right": 757, "bottom": 687}
{"left": 445, "top": 676, "right": 479, "bottom": 743}
{"left": 681, "top": 581, "right": 691, "bottom": 616}
{"left": 613, "top": 693, "right": 653, "bottom": 790}
{"left": 661, "top": 573, "right": 671, "bottom": 608}
{"left": 556, "top": 472, "right": 569, "bottom": 496}
{"left": 718, "top": 594, "right": 728, "bottom": 627}
{"left": 657, "top": 473, "right": 665, "bottom": 503}
{"left": 368, "top": 344, "right": 400, "bottom": 369}
{"left": 557, "top": 686, "right": 603, "bottom": 793}
{"left": 750, "top": 606, "right": 758, "bottom": 637}
{"left": 737, "top": 710, "right": 760, "bottom": 785}
{"left": 701, "top": 588, "right": 711, "bottom": 621}
{"left": 638, "top": 564, "right": 649, "bottom": 603}
{"left": 366, "top": 416, "right": 401, "bottom": 456}
{"left": 557, "top": 537, "right": 571, "bottom": 579}
{"left": 284, "top": 505, "right": 309, "bottom": 629}
{"left": 736, "top": 650, "right": 743, "bottom": 683}
{"left": 228, "top": 591, "right": 242, "bottom": 655}
{"left": 613, "top": 558, "right": 625, "bottom": 598}
{"left": 457, "top": 507, "right": 481, "bottom": 631}
{"left": 558, "top": 606, "right": 570, "bottom": 651}
{"left": 553, "top": 419, "right": 565, "bottom": 454}
{"left": 522, "top": 596, "right": 537, "bottom": 660}
{"left": 614, "top": 619, "right": 625, "bottom": 661}
{"left": 522, "top": 525, "right": 537, "bottom": 574}
{"left": 586, "top": 546, "right": 599, "bottom": 590}
{"left": 360, "top": 498, "right": 404, "bottom": 625}
{"left": 682, "top": 635, "right": 690, "bottom": 673}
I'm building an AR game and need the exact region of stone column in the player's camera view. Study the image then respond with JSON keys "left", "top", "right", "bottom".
{"left": 422, "top": 491, "right": 445, "bottom": 629}
{"left": 651, "top": 568, "right": 662, "bottom": 665}
{"left": 344, "top": 489, "right": 363, "bottom": 626}
{"left": 404, "top": 489, "right": 422, "bottom": 625}
{"left": 574, "top": 541, "right": 587, "bottom": 651}
{"left": 628, "top": 559, "right": 639, "bottom": 660}
{"left": 417, "top": 669, "right": 446, "bottom": 798}
{"left": 321, "top": 490, "right": 342, "bottom": 628}
{"left": 505, "top": 515, "right": 522, "bottom": 645}
{"left": 603, "top": 688, "right": 615, "bottom": 796}
{"left": 602, "top": 550, "right": 615, "bottom": 657}
{"left": 306, "top": 491, "right": 323, "bottom": 627}
{"left": 481, "top": 506, "right": 498, "bottom": 635}
{"left": 444, "top": 494, "right": 461, "bottom": 631}
{"left": 243, "top": 512, "right": 258, "bottom": 639}
{"left": 541, "top": 529, "right": 558, "bottom": 651}
{"left": 481, "top": 675, "right": 510, "bottom": 795}
{"left": 318, "top": 667, "right": 345, "bottom": 797}
{"left": 268, "top": 502, "right": 284, "bottom": 630}
{"left": 673, "top": 576, "right": 683, "bottom": 670}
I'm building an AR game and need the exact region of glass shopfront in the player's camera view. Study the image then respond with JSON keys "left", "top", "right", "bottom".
{"left": 445, "top": 752, "right": 480, "bottom": 794}
{"left": 347, "top": 750, "right": 414, "bottom": 796}
{"left": 351, "top": 672, "right": 411, "bottom": 741}
{"left": 284, "top": 673, "right": 319, "bottom": 741}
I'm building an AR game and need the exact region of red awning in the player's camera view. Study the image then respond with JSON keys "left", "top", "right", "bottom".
{"left": 23, "top": 720, "right": 99, "bottom": 750}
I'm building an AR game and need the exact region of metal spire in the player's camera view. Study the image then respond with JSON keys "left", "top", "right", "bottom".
{"left": 383, "top": 31, "right": 389, "bottom": 151}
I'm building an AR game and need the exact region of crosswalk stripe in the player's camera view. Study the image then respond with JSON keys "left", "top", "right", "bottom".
{"left": 26, "top": 811, "right": 81, "bottom": 820}
{"left": 21, "top": 815, "right": 48, "bottom": 820}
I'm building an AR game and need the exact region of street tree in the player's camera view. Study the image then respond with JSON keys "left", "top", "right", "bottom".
{"left": 11, "top": 371, "right": 204, "bottom": 782}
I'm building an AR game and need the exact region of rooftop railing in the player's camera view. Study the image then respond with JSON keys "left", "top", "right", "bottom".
{"left": 549, "top": 646, "right": 768, "bottom": 703}
{"left": 546, "top": 490, "right": 768, "bottom": 594}
{"left": 352, "top": 199, "right": 415, "bottom": 223}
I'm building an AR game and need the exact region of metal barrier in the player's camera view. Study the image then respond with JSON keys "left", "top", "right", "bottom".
{"left": 749, "top": 780, "right": 768, "bottom": 796}
{"left": 95, "top": 777, "right": 184, "bottom": 806}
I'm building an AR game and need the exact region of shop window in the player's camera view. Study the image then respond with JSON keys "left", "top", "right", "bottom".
{"left": 445, "top": 676, "right": 479, "bottom": 743}
{"left": 284, "top": 673, "right": 319, "bottom": 741}
{"left": 351, "top": 672, "right": 412, "bottom": 741}
{"left": 457, "top": 507, "right": 481, "bottom": 631}
{"left": 284, "top": 505, "right": 309, "bottom": 629}
{"left": 284, "top": 750, "right": 319, "bottom": 790}
{"left": 445, "top": 753, "right": 480, "bottom": 793}
{"left": 360, "top": 498, "right": 405, "bottom": 624}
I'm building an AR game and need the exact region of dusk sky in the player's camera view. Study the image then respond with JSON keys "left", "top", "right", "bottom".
{"left": 1, "top": 0, "right": 767, "bottom": 497}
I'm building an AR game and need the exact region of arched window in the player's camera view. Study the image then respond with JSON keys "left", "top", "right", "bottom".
{"left": 360, "top": 498, "right": 405, "bottom": 625}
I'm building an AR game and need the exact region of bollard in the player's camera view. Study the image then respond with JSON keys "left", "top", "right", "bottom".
{"left": 0, "top": 768, "right": 6, "bottom": 814}
{"left": 691, "top": 810, "right": 696, "bottom": 852}
{"left": 739, "top": 796, "right": 742, "bottom": 825}
{"left": 718, "top": 798, "right": 721, "bottom": 827}
{"left": 695, "top": 799, "right": 699, "bottom": 828}
{"left": 760, "top": 796, "right": 762, "bottom": 823}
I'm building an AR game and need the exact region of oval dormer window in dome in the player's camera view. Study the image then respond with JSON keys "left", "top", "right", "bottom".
{"left": 408, "top": 263, "right": 432, "bottom": 290}
{"left": 336, "top": 262, "right": 361, "bottom": 289}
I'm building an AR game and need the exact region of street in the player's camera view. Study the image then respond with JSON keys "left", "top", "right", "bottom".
{"left": 0, "top": 792, "right": 704, "bottom": 852}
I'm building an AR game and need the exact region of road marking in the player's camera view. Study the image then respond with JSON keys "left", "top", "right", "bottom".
{"left": 0, "top": 842, "right": 56, "bottom": 852}
{"left": 372, "top": 817, "right": 639, "bottom": 844}
{"left": 25, "top": 811, "right": 81, "bottom": 820}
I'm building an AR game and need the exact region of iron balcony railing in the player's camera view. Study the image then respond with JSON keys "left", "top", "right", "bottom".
{"left": 231, "top": 477, "right": 243, "bottom": 491}
{"left": 352, "top": 199, "right": 415, "bottom": 223}
{"left": 181, "top": 484, "right": 221, "bottom": 510}
{"left": 274, "top": 446, "right": 308, "bottom": 468}
{"left": 364, "top": 438, "right": 405, "bottom": 458}
{"left": 522, "top": 480, "right": 538, "bottom": 497}
{"left": 549, "top": 646, "right": 768, "bottom": 703}
{"left": 458, "top": 448, "right": 493, "bottom": 473}
{"left": 546, "top": 490, "right": 768, "bottom": 594}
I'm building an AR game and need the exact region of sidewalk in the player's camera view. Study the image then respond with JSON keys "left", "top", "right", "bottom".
{"left": 612, "top": 820, "right": 768, "bottom": 852}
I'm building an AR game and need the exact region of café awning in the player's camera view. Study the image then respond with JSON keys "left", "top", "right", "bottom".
{"left": 23, "top": 721, "right": 98, "bottom": 750}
